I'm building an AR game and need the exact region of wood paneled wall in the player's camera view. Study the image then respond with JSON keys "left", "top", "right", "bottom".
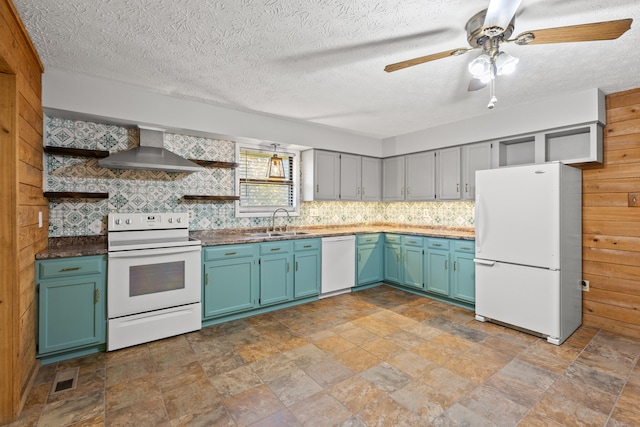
{"left": 0, "top": 0, "right": 45, "bottom": 423}
{"left": 582, "top": 88, "right": 640, "bottom": 339}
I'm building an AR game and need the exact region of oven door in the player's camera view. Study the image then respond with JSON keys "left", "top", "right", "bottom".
{"left": 108, "top": 245, "right": 201, "bottom": 319}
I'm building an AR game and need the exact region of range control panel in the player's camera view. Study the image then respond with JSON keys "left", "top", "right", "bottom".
{"left": 108, "top": 212, "right": 189, "bottom": 231}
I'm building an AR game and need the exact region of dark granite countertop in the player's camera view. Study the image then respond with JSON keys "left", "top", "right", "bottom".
{"left": 36, "top": 223, "right": 474, "bottom": 259}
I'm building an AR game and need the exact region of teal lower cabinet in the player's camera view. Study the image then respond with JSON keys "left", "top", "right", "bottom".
{"left": 203, "top": 244, "right": 259, "bottom": 319}
{"left": 259, "top": 241, "right": 294, "bottom": 305}
{"left": 36, "top": 255, "right": 106, "bottom": 361}
{"left": 425, "top": 238, "right": 451, "bottom": 296}
{"left": 294, "top": 239, "right": 321, "bottom": 298}
{"left": 356, "top": 234, "right": 383, "bottom": 286}
{"left": 451, "top": 240, "right": 476, "bottom": 303}
{"left": 402, "top": 236, "right": 424, "bottom": 290}
{"left": 202, "top": 239, "right": 321, "bottom": 325}
{"left": 383, "top": 234, "right": 402, "bottom": 284}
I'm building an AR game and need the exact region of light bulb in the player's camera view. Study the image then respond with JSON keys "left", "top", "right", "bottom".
{"left": 468, "top": 54, "right": 492, "bottom": 78}
{"left": 495, "top": 52, "right": 519, "bottom": 76}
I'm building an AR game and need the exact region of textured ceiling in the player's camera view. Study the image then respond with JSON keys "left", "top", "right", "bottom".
{"left": 13, "top": 0, "right": 640, "bottom": 139}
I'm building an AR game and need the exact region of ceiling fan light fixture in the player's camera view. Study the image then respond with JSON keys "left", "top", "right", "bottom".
{"left": 468, "top": 53, "right": 492, "bottom": 78}
{"left": 495, "top": 51, "right": 519, "bottom": 75}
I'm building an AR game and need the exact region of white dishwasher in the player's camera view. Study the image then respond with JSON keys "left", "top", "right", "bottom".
{"left": 320, "top": 235, "right": 356, "bottom": 298}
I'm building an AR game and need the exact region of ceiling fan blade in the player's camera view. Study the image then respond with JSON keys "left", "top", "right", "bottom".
{"left": 483, "top": 0, "right": 522, "bottom": 34}
{"left": 384, "top": 48, "right": 471, "bottom": 72}
{"left": 513, "top": 18, "right": 632, "bottom": 45}
{"left": 468, "top": 78, "right": 487, "bottom": 92}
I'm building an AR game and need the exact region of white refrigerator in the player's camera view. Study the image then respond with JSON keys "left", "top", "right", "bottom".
{"left": 474, "top": 162, "right": 582, "bottom": 345}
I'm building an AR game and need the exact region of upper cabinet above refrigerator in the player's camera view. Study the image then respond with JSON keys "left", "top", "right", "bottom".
{"left": 495, "top": 122, "right": 603, "bottom": 167}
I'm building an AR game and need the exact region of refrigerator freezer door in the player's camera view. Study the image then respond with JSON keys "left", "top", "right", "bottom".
{"left": 475, "top": 163, "right": 560, "bottom": 269}
{"left": 475, "top": 260, "right": 561, "bottom": 340}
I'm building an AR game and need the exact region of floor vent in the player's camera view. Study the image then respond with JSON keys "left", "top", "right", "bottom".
{"left": 50, "top": 367, "right": 79, "bottom": 395}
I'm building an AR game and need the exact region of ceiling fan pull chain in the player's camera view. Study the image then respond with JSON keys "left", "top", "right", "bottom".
{"left": 487, "top": 66, "right": 498, "bottom": 109}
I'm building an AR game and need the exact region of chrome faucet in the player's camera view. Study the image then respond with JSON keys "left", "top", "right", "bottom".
{"left": 271, "top": 208, "right": 290, "bottom": 233}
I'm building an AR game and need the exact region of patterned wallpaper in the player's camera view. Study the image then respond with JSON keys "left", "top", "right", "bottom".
{"left": 45, "top": 117, "right": 474, "bottom": 237}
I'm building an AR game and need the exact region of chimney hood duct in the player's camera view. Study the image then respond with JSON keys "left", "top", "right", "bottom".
{"left": 98, "top": 127, "right": 204, "bottom": 173}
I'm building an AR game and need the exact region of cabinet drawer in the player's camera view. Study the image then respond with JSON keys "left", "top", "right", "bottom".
{"left": 402, "top": 236, "right": 423, "bottom": 247}
{"left": 294, "top": 239, "right": 320, "bottom": 252}
{"left": 356, "top": 234, "right": 380, "bottom": 245}
{"left": 38, "top": 256, "right": 105, "bottom": 280}
{"left": 427, "top": 238, "right": 450, "bottom": 250}
{"left": 453, "top": 240, "right": 475, "bottom": 253}
{"left": 385, "top": 234, "right": 402, "bottom": 243}
{"left": 260, "top": 241, "right": 292, "bottom": 255}
{"left": 204, "top": 244, "right": 257, "bottom": 261}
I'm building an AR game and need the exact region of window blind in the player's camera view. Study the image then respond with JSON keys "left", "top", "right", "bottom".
{"left": 238, "top": 148, "right": 294, "bottom": 208}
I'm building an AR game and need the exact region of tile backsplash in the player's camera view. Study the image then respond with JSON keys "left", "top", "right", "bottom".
{"left": 45, "top": 117, "right": 474, "bottom": 237}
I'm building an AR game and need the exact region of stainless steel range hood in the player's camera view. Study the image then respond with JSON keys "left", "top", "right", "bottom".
{"left": 98, "top": 127, "right": 204, "bottom": 173}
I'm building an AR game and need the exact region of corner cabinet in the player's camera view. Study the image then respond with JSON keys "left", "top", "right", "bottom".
{"left": 36, "top": 255, "right": 106, "bottom": 359}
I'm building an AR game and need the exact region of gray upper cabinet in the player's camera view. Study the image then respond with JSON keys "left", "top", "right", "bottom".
{"left": 361, "top": 156, "right": 382, "bottom": 201}
{"left": 406, "top": 152, "right": 436, "bottom": 201}
{"left": 302, "top": 150, "right": 339, "bottom": 201}
{"left": 437, "top": 146, "right": 461, "bottom": 200}
{"left": 461, "top": 142, "right": 493, "bottom": 200}
{"left": 340, "top": 153, "right": 362, "bottom": 201}
{"left": 382, "top": 156, "right": 405, "bottom": 201}
{"left": 302, "top": 150, "right": 381, "bottom": 201}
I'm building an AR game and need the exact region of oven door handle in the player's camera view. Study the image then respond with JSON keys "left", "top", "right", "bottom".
{"left": 108, "top": 245, "right": 202, "bottom": 258}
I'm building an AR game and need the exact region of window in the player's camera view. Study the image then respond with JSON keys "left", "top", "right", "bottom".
{"left": 235, "top": 143, "right": 300, "bottom": 217}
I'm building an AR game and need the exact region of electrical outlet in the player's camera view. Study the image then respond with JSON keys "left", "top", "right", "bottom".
{"left": 309, "top": 208, "right": 319, "bottom": 217}
{"left": 188, "top": 211, "right": 194, "bottom": 220}
{"left": 581, "top": 280, "right": 590, "bottom": 292}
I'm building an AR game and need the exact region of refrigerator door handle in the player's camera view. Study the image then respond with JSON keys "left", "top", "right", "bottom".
{"left": 473, "top": 259, "right": 496, "bottom": 267}
{"left": 475, "top": 194, "right": 483, "bottom": 252}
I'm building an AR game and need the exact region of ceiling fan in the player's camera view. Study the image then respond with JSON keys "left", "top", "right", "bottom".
{"left": 384, "top": 0, "right": 632, "bottom": 108}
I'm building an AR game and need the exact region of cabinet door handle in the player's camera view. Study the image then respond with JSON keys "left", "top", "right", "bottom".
{"left": 225, "top": 252, "right": 236, "bottom": 256}
{"left": 357, "top": 187, "right": 361, "bottom": 195}
{"left": 358, "top": 253, "right": 362, "bottom": 262}
{"left": 205, "top": 273, "right": 209, "bottom": 285}
{"left": 408, "top": 240, "right": 417, "bottom": 244}
{"left": 460, "top": 246, "right": 471, "bottom": 251}
{"left": 271, "top": 247, "right": 281, "bottom": 251}
{"left": 60, "top": 266, "right": 80, "bottom": 272}
{"left": 287, "top": 262, "right": 290, "bottom": 272}
{"left": 396, "top": 253, "right": 399, "bottom": 262}
{"left": 304, "top": 245, "right": 312, "bottom": 248}
{"left": 453, "top": 261, "right": 457, "bottom": 271}
{"left": 295, "top": 261, "right": 298, "bottom": 271}
{"left": 465, "top": 183, "right": 469, "bottom": 193}
{"left": 433, "top": 243, "right": 442, "bottom": 247}
{"left": 445, "top": 260, "right": 448, "bottom": 270}
{"left": 456, "top": 183, "right": 459, "bottom": 193}
{"left": 95, "top": 288, "right": 101, "bottom": 303}
{"left": 403, "top": 253, "right": 407, "bottom": 263}
{"left": 316, "top": 184, "right": 319, "bottom": 193}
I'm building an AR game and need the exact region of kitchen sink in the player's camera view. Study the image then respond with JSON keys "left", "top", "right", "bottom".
{"left": 247, "top": 231, "right": 310, "bottom": 238}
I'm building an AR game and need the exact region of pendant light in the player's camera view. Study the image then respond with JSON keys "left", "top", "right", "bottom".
{"left": 266, "top": 143, "right": 285, "bottom": 180}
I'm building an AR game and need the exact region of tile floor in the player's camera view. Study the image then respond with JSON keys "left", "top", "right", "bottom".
{"left": 11, "top": 286, "right": 640, "bottom": 427}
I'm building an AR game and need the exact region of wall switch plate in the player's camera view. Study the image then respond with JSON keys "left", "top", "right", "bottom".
{"left": 581, "top": 280, "right": 590, "bottom": 292}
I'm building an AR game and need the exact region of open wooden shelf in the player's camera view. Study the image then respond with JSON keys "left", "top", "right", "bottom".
{"left": 188, "top": 160, "right": 239, "bottom": 168}
{"left": 182, "top": 195, "right": 240, "bottom": 201}
{"left": 44, "top": 192, "right": 109, "bottom": 199}
{"left": 44, "top": 146, "right": 110, "bottom": 158}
